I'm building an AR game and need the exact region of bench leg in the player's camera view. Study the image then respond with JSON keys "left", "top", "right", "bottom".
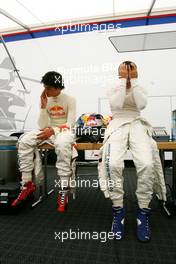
{"left": 162, "top": 150, "right": 176, "bottom": 216}
{"left": 172, "top": 150, "right": 176, "bottom": 203}
{"left": 31, "top": 185, "right": 43, "bottom": 208}
{"left": 159, "top": 149, "right": 165, "bottom": 179}
{"left": 43, "top": 150, "right": 54, "bottom": 196}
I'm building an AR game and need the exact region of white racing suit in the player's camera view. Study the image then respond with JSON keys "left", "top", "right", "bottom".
{"left": 18, "top": 92, "right": 78, "bottom": 188}
{"left": 18, "top": 130, "right": 77, "bottom": 188}
{"left": 98, "top": 79, "right": 166, "bottom": 208}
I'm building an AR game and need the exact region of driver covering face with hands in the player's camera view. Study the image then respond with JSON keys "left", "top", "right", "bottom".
{"left": 98, "top": 61, "right": 166, "bottom": 241}
{"left": 99, "top": 61, "right": 166, "bottom": 208}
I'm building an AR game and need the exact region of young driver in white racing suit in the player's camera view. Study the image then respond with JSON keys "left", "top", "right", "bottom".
{"left": 12, "top": 71, "right": 77, "bottom": 212}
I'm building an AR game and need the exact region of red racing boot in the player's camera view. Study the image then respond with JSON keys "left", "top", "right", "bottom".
{"left": 57, "top": 189, "right": 69, "bottom": 212}
{"left": 11, "top": 181, "right": 36, "bottom": 207}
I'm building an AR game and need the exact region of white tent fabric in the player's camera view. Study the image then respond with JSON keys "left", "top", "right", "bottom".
{"left": 0, "top": 0, "right": 176, "bottom": 33}
{"left": 0, "top": 13, "right": 18, "bottom": 29}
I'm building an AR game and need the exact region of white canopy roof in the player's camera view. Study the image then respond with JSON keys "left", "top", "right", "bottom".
{"left": 0, "top": 0, "right": 176, "bottom": 33}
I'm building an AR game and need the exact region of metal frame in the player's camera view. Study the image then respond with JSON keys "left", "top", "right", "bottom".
{"left": 0, "top": 8, "right": 30, "bottom": 31}
{"left": 0, "top": 35, "right": 27, "bottom": 91}
{"left": 147, "top": 0, "right": 157, "bottom": 16}
{"left": 0, "top": 8, "right": 29, "bottom": 91}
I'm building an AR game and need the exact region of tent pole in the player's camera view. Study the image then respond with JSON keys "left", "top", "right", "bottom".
{"left": 147, "top": 0, "right": 157, "bottom": 16}
{"left": 0, "top": 8, "right": 29, "bottom": 30}
{"left": 0, "top": 35, "right": 27, "bottom": 91}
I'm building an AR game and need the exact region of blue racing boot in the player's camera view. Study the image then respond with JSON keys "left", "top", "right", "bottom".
{"left": 111, "top": 207, "right": 125, "bottom": 240}
{"left": 137, "top": 208, "right": 151, "bottom": 242}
